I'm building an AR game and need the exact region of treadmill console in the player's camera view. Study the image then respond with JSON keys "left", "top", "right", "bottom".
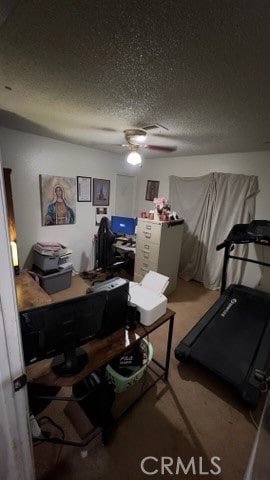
{"left": 247, "top": 220, "right": 270, "bottom": 244}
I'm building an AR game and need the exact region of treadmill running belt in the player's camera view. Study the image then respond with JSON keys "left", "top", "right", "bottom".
{"left": 175, "top": 284, "right": 270, "bottom": 407}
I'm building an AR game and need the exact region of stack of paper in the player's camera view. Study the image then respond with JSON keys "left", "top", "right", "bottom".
{"left": 34, "top": 242, "right": 63, "bottom": 256}
{"left": 34, "top": 242, "right": 73, "bottom": 258}
{"left": 139, "top": 270, "right": 169, "bottom": 294}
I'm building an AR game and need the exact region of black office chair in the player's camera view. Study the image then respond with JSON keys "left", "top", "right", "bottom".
{"left": 96, "top": 217, "right": 127, "bottom": 278}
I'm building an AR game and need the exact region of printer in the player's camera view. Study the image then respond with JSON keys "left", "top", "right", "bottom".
{"left": 129, "top": 271, "right": 169, "bottom": 326}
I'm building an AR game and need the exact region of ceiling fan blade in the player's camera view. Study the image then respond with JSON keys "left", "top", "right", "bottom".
{"left": 146, "top": 144, "right": 177, "bottom": 152}
{"left": 142, "top": 123, "right": 168, "bottom": 132}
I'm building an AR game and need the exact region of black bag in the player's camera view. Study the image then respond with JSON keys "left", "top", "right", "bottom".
{"left": 72, "top": 369, "right": 115, "bottom": 427}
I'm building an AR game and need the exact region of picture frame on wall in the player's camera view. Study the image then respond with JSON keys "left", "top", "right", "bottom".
{"left": 95, "top": 207, "right": 109, "bottom": 225}
{"left": 92, "top": 178, "right": 110, "bottom": 206}
{"left": 40, "top": 174, "right": 76, "bottom": 225}
{"left": 145, "top": 180, "right": 160, "bottom": 201}
{"left": 77, "top": 176, "right": 91, "bottom": 202}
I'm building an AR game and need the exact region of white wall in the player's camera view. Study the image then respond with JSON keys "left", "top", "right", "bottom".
{"left": 136, "top": 151, "right": 270, "bottom": 217}
{"left": 1, "top": 125, "right": 270, "bottom": 288}
{"left": 136, "top": 151, "right": 270, "bottom": 288}
{"left": 0, "top": 127, "right": 138, "bottom": 272}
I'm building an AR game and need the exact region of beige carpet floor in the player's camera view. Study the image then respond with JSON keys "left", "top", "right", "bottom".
{"left": 33, "top": 277, "right": 267, "bottom": 480}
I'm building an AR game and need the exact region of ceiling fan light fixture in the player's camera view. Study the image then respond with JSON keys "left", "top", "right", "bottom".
{"left": 127, "top": 150, "right": 142, "bottom": 166}
{"left": 124, "top": 128, "right": 147, "bottom": 145}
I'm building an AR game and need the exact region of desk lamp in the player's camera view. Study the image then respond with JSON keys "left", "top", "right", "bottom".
{"left": 10, "top": 240, "right": 20, "bottom": 275}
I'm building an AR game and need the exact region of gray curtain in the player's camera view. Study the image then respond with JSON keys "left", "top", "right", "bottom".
{"left": 169, "top": 172, "right": 259, "bottom": 289}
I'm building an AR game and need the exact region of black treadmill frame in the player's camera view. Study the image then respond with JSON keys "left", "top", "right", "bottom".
{"left": 218, "top": 223, "right": 270, "bottom": 294}
{"left": 175, "top": 223, "right": 270, "bottom": 408}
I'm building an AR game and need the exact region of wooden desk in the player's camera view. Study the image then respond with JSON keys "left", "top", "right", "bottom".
{"left": 113, "top": 242, "right": 136, "bottom": 255}
{"left": 15, "top": 270, "right": 52, "bottom": 311}
{"left": 23, "top": 280, "right": 175, "bottom": 447}
{"left": 17, "top": 273, "right": 175, "bottom": 389}
{"left": 26, "top": 308, "right": 175, "bottom": 388}
{"left": 16, "top": 272, "right": 175, "bottom": 444}
{"left": 15, "top": 271, "right": 90, "bottom": 312}
{"left": 112, "top": 242, "right": 135, "bottom": 279}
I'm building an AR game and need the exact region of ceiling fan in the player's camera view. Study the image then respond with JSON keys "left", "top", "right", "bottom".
{"left": 122, "top": 125, "right": 177, "bottom": 165}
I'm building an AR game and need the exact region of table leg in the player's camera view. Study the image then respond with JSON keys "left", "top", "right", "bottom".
{"left": 164, "top": 314, "right": 174, "bottom": 381}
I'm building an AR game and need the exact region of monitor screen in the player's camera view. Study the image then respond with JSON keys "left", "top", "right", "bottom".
{"left": 19, "top": 291, "right": 106, "bottom": 377}
{"left": 110, "top": 216, "right": 137, "bottom": 235}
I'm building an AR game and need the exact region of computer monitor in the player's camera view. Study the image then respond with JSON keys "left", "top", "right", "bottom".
{"left": 110, "top": 215, "right": 137, "bottom": 236}
{"left": 19, "top": 291, "right": 106, "bottom": 377}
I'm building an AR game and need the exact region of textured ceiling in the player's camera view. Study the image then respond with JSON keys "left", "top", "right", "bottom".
{"left": 0, "top": 0, "right": 270, "bottom": 159}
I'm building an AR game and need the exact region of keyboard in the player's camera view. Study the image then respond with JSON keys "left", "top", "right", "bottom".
{"left": 116, "top": 236, "right": 128, "bottom": 242}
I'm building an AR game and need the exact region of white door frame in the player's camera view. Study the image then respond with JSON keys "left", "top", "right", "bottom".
{"left": 0, "top": 161, "right": 35, "bottom": 480}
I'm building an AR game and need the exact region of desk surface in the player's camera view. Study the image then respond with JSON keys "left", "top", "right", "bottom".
{"left": 26, "top": 308, "right": 175, "bottom": 388}
{"left": 15, "top": 270, "right": 52, "bottom": 311}
{"left": 15, "top": 271, "right": 90, "bottom": 311}
{"left": 113, "top": 242, "right": 136, "bottom": 254}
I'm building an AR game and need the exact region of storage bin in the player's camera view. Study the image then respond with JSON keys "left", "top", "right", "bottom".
{"left": 33, "top": 250, "right": 59, "bottom": 272}
{"left": 35, "top": 266, "right": 72, "bottom": 294}
{"left": 105, "top": 339, "right": 153, "bottom": 393}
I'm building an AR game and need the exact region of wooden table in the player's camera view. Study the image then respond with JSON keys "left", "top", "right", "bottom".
{"left": 15, "top": 271, "right": 90, "bottom": 311}
{"left": 26, "top": 308, "right": 175, "bottom": 447}
{"left": 26, "top": 308, "right": 175, "bottom": 387}
{"left": 15, "top": 270, "right": 52, "bottom": 311}
{"left": 17, "top": 272, "right": 175, "bottom": 447}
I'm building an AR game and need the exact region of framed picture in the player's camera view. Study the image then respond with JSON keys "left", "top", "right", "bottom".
{"left": 145, "top": 180, "right": 160, "bottom": 201}
{"left": 40, "top": 174, "right": 76, "bottom": 226}
{"left": 95, "top": 207, "right": 109, "bottom": 226}
{"left": 77, "top": 176, "right": 91, "bottom": 202}
{"left": 93, "top": 178, "right": 110, "bottom": 206}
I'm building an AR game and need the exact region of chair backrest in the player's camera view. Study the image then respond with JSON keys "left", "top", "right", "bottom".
{"left": 96, "top": 217, "right": 116, "bottom": 269}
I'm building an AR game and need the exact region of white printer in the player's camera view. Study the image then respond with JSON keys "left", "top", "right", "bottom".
{"left": 129, "top": 271, "right": 169, "bottom": 326}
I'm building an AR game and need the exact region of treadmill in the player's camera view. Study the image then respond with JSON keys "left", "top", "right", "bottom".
{"left": 175, "top": 221, "right": 270, "bottom": 408}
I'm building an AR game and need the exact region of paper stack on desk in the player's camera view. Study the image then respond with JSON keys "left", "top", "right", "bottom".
{"left": 129, "top": 271, "right": 169, "bottom": 326}
{"left": 138, "top": 270, "right": 169, "bottom": 294}
{"left": 34, "top": 241, "right": 63, "bottom": 256}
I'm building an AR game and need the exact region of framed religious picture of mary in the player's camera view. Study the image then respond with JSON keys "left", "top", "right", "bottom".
{"left": 40, "top": 174, "right": 76, "bottom": 226}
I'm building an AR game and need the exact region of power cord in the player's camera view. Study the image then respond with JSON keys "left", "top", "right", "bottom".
{"left": 35, "top": 415, "right": 65, "bottom": 463}
{"left": 248, "top": 371, "right": 270, "bottom": 430}
{"left": 249, "top": 410, "right": 259, "bottom": 429}
{"left": 39, "top": 415, "right": 65, "bottom": 441}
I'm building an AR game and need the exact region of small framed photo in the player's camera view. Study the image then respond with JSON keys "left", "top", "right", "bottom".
{"left": 93, "top": 178, "right": 110, "bottom": 206}
{"left": 145, "top": 180, "right": 160, "bottom": 201}
{"left": 77, "top": 176, "right": 91, "bottom": 202}
{"left": 95, "top": 207, "right": 108, "bottom": 226}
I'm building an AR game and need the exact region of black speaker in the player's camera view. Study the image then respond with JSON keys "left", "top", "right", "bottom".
{"left": 126, "top": 304, "right": 140, "bottom": 330}
{"left": 72, "top": 369, "right": 115, "bottom": 427}
{"left": 89, "top": 277, "right": 129, "bottom": 336}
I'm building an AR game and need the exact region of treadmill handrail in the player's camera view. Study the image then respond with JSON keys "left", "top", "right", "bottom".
{"left": 229, "top": 254, "right": 270, "bottom": 269}
{"left": 217, "top": 224, "right": 270, "bottom": 294}
{"left": 216, "top": 241, "right": 227, "bottom": 251}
